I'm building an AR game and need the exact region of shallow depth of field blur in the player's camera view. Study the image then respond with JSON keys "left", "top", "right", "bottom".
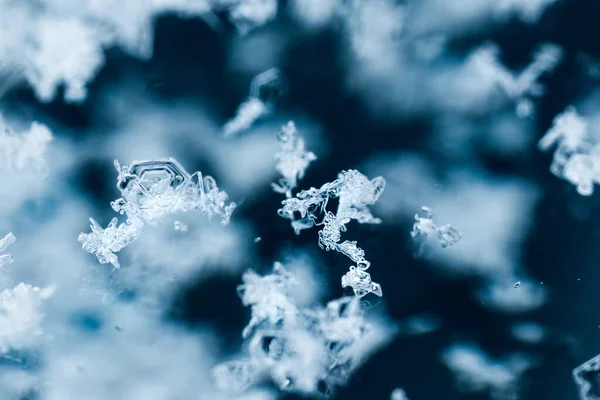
{"left": 2, "top": 0, "right": 600, "bottom": 399}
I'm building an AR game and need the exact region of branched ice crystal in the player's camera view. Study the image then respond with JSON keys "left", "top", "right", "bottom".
{"left": 78, "top": 218, "right": 142, "bottom": 269}
{"left": 277, "top": 168, "right": 385, "bottom": 297}
{"left": 213, "top": 263, "right": 372, "bottom": 397}
{"left": 0, "top": 283, "right": 52, "bottom": 353}
{"left": 341, "top": 266, "right": 382, "bottom": 298}
{"left": 224, "top": 68, "right": 289, "bottom": 137}
{"left": 272, "top": 121, "right": 317, "bottom": 197}
{"left": 573, "top": 353, "right": 600, "bottom": 400}
{"left": 79, "top": 158, "right": 236, "bottom": 268}
{"left": 0, "top": 233, "right": 16, "bottom": 268}
{"left": 411, "top": 206, "right": 462, "bottom": 248}
{"left": 537, "top": 107, "right": 600, "bottom": 195}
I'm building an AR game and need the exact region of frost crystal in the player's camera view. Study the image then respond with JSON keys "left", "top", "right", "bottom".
{"left": 0, "top": 119, "right": 53, "bottom": 174}
{"left": 0, "top": 283, "right": 51, "bottom": 353}
{"left": 411, "top": 206, "right": 462, "bottom": 248}
{"left": 0, "top": 233, "right": 16, "bottom": 268}
{"left": 573, "top": 353, "right": 600, "bottom": 400}
{"left": 272, "top": 122, "right": 317, "bottom": 197}
{"left": 277, "top": 168, "right": 385, "bottom": 297}
{"left": 537, "top": 107, "right": 600, "bottom": 195}
{"left": 79, "top": 158, "right": 236, "bottom": 268}
{"left": 224, "top": 68, "right": 289, "bottom": 137}
{"left": 213, "top": 263, "right": 373, "bottom": 397}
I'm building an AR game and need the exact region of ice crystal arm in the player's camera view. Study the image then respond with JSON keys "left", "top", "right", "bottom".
{"left": 0, "top": 233, "right": 16, "bottom": 268}
{"left": 223, "top": 68, "right": 289, "bottom": 137}
{"left": 78, "top": 218, "right": 142, "bottom": 269}
{"left": 573, "top": 353, "right": 600, "bottom": 400}
{"left": 272, "top": 122, "right": 317, "bottom": 197}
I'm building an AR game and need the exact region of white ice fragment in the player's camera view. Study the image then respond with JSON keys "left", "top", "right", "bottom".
{"left": 224, "top": 69, "right": 288, "bottom": 137}
{"left": 271, "top": 121, "right": 317, "bottom": 197}
{"left": 0, "top": 233, "right": 16, "bottom": 268}
{"left": 341, "top": 266, "right": 382, "bottom": 297}
{"left": 0, "top": 283, "right": 51, "bottom": 353}
{"left": 411, "top": 206, "right": 462, "bottom": 248}
{"left": 0, "top": 119, "right": 53, "bottom": 174}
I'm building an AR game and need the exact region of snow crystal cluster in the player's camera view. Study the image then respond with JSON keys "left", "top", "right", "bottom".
{"left": 573, "top": 353, "right": 600, "bottom": 400}
{"left": 411, "top": 206, "right": 462, "bottom": 248}
{"left": 212, "top": 263, "right": 373, "bottom": 397}
{"left": 224, "top": 68, "right": 289, "bottom": 137}
{"left": 0, "top": 119, "right": 53, "bottom": 174}
{"left": 538, "top": 107, "right": 600, "bottom": 195}
{"left": 274, "top": 123, "right": 385, "bottom": 297}
{"left": 79, "top": 158, "right": 236, "bottom": 269}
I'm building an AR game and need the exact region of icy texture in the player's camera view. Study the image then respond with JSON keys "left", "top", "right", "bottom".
{"left": 466, "top": 42, "right": 562, "bottom": 116}
{"left": 391, "top": 388, "right": 409, "bottom": 400}
{"left": 79, "top": 158, "right": 235, "bottom": 268}
{"left": 442, "top": 344, "right": 534, "bottom": 399}
{"left": 0, "top": 283, "right": 51, "bottom": 353}
{"left": 78, "top": 218, "right": 142, "bottom": 269}
{"left": 0, "top": 233, "right": 16, "bottom": 268}
{"left": 213, "top": 263, "right": 375, "bottom": 397}
{"left": 224, "top": 68, "right": 289, "bottom": 137}
{"left": 0, "top": 0, "right": 213, "bottom": 102}
{"left": 278, "top": 169, "right": 385, "bottom": 297}
{"left": 341, "top": 266, "right": 382, "bottom": 298}
{"left": 272, "top": 122, "right": 317, "bottom": 197}
{"left": 0, "top": 119, "right": 53, "bottom": 174}
{"left": 411, "top": 206, "right": 462, "bottom": 248}
{"left": 573, "top": 353, "right": 600, "bottom": 400}
{"left": 537, "top": 107, "right": 600, "bottom": 195}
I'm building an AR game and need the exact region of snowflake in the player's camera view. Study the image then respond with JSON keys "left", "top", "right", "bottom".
{"left": 411, "top": 206, "right": 462, "bottom": 248}
{"left": 0, "top": 233, "right": 16, "bottom": 268}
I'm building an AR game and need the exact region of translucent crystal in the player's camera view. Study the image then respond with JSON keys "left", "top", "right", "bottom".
{"left": 78, "top": 218, "right": 142, "bottom": 269}
{"left": 212, "top": 359, "right": 258, "bottom": 392}
{"left": 0, "top": 232, "right": 16, "bottom": 268}
{"left": 573, "top": 353, "right": 600, "bottom": 400}
{"left": 341, "top": 266, "right": 382, "bottom": 297}
{"left": 272, "top": 121, "right": 317, "bottom": 197}
{"left": 250, "top": 68, "right": 289, "bottom": 109}
{"left": 437, "top": 225, "right": 462, "bottom": 248}
{"left": 411, "top": 206, "right": 461, "bottom": 248}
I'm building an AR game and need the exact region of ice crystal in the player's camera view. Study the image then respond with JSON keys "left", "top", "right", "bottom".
{"left": 0, "top": 233, "right": 16, "bottom": 268}
{"left": 78, "top": 218, "right": 142, "bottom": 269}
{"left": 0, "top": 283, "right": 52, "bottom": 353}
{"left": 573, "top": 353, "right": 600, "bottom": 400}
{"left": 411, "top": 206, "right": 462, "bottom": 248}
{"left": 79, "top": 158, "right": 236, "bottom": 268}
{"left": 0, "top": 119, "right": 53, "bottom": 174}
{"left": 213, "top": 263, "right": 373, "bottom": 397}
{"left": 341, "top": 266, "right": 382, "bottom": 298}
{"left": 224, "top": 68, "right": 289, "bottom": 137}
{"left": 537, "top": 107, "right": 600, "bottom": 195}
{"left": 278, "top": 167, "right": 385, "bottom": 297}
{"left": 272, "top": 122, "right": 317, "bottom": 197}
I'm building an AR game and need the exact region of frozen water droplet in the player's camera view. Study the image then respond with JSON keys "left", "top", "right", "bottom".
{"left": 514, "top": 281, "right": 521, "bottom": 288}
